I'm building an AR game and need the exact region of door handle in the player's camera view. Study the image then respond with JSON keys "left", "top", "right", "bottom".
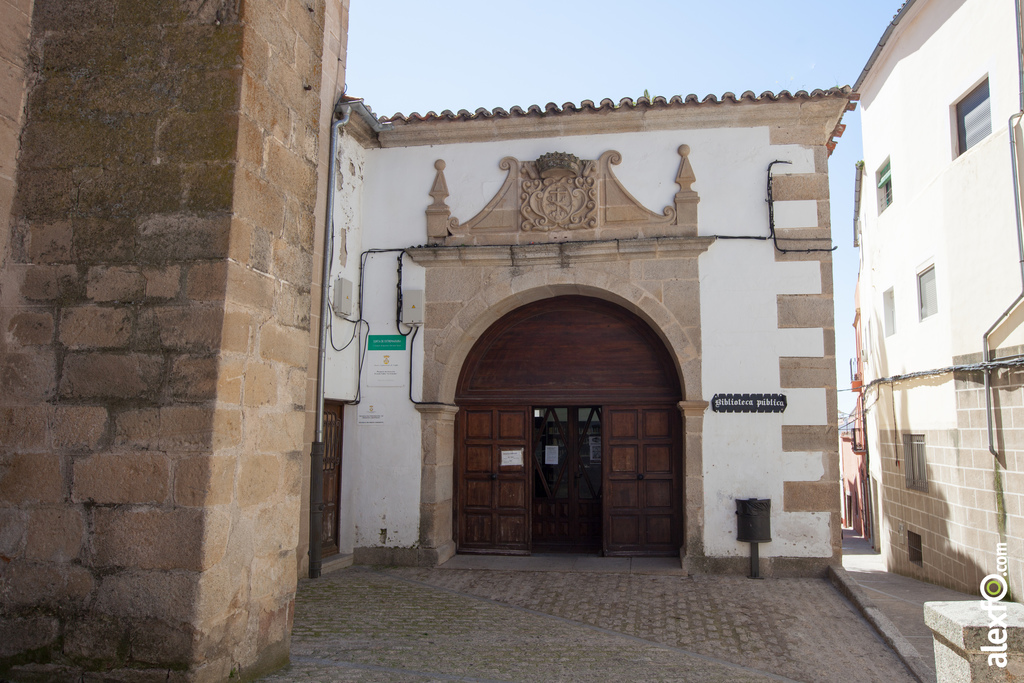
{"left": 637, "top": 474, "right": 645, "bottom": 480}
{"left": 490, "top": 473, "right": 498, "bottom": 480}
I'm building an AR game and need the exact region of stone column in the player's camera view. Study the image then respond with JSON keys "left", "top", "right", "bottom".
{"left": 678, "top": 399, "right": 708, "bottom": 573}
{"left": 925, "top": 600, "right": 1024, "bottom": 681}
{"left": 417, "top": 404, "right": 459, "bottom": 566}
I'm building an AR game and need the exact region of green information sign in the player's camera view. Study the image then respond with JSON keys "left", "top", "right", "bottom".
{"left": 367, "top": 335, "right": 407, "bottom": 351}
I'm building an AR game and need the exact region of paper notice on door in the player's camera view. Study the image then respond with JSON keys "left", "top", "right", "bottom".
{"left": 500, "top": 449, "right": 523, "bottom": 467}
{"left": 544, "top": 445, "right": 559, "bottom": 465}
{"left": 589, "top": 436, "right": 602, "bottom": 462}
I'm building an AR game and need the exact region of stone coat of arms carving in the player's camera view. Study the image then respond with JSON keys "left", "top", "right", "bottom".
{"left": 426, "top": 147, "right": 699, "bottom": 245}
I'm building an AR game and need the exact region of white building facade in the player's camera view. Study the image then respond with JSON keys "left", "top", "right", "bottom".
{"left": 855, "top": 0, "right": 1024, "bottom": 597}
{"left": 306, "top": 90, "right": 850, "bottom": 576}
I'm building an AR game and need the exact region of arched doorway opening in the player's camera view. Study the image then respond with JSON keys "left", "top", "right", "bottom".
{"left": 454, "top": 295, "right": 684, "bottom": 556}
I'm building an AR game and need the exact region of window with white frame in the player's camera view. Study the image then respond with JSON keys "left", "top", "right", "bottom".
{"left": 877, "top": 159, "right": 893, "bottom": 213}
{"left": 903, "top": 433, "right": 927, "bottom": 492}
{"left": 956, "top": 79, "right": 992, "bottom": 155}
{"left": 918, "top": 266, "right": 937, "bottom": 320}
{"left": 883, "top": 288, "right": 896, "bottom": 337}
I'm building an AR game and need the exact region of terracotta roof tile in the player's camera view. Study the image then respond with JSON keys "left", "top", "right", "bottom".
{"left": 382, "top": 87, "right": 853, "bottom": 124}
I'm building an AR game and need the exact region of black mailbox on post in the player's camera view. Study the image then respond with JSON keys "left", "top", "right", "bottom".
{"left": 736, "top": 498, "right": 771, "bottom": 542}
{"left": 736, "top": 498, "right": 771, "bottom": 578}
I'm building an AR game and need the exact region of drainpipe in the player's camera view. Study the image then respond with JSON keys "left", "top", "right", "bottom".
{"left": 309, "top": 97, "right": 350, "bottom": 579}
{"left": 983, "top": 0, "right": 1024, "bottom": 458}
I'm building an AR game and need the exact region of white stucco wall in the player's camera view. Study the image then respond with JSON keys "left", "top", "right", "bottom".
{"left": 858, "top": 0, "right": 1024, "bottom": 414}
{"left": 328, "top": 122, "right": 833, "bottom": 559}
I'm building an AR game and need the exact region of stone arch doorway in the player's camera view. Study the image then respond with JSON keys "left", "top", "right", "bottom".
{"left": 454, "top": 295, "right": 684, "bottom": 556}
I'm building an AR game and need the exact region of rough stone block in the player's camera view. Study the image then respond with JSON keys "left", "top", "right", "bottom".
{"left": 238, "top": 454, "right": 282, "bottom": 507}
{"left": 242, "top": 362, "right": 278, "bottom": 407}
{"left": 152, "top": 305, "right": 224, "bottom": 351}
{"left": 778, "top": 295, "right": 834, "bottom": 329}
{"left": 59, "top": 352, "right": 162, "bottom": 400}
{"left": 925, "top": 600, "right": 1024, "bottom": 681}
{"left": 59, "top": 306, "right": 132, "bottom": 348}
{"left": 220, "top": 311, "right": 253, "bottom": 354}
{"left": 174, "top": 455, "right": 235, "bottom": 507}
{"left": 143, "top": 265, "right": 181, "bottom": 299}
{"left": 73, "top": 452, "right": 170, "bottom": 504}
{"left": 86, "top": 266, "right": 146, "bottom": 302}
{"left": 225, "top": 260, "right": 276, "bottom": 310}
{"left": 4, "top": 561, "right": 94, "bottom": 608}
{"left": 0, "top": 616, "right": 60, "bottom": 658}
{"left": 92, "top": 507, "right": 213, "bottom": 571}
{"left": 784, "top": 480, "right": 840, "bottom": 512}
{"left": 136, "top": 214, "right": 231, "bottom": 263}
{"left": 0, "top": 406, "right": 47, "bottom": 450}
{"left": 170, "top": 355, "right": 220, "bottom": 402}
{"left": 255, "top": 409, "right": 305, "bottom": 454}
{"left": 52, "top": 405, "right": 108, "bottom": 452}
{"left": 19, "top": 264, "right": 78, "bottom": 301}
{"left": 93, "top": 569, "right": 200, "bottom": 623}
{"left": 211, "top": 408, "right": 242, "bottom": 449}
{"left": 7, "top": 311, "right": 55, "bottom": 346}
{"left": 28, "top": 221, "right": 73, "bottom": 263}
{"left": 0, "top": 452, "right": 63, "bottom": 503}
{"left": 185, "top": 260, "right": 228, "bottom": 301}
{"left": 235, "top": 163, "right": 286, "bottom": 236}
{"left": 779, "top": 357, "right": 835, "bottom": 389}
{"left": 25, "top": 506, "right": 85, "bottom": 561}
{"left": 72, "top": 218, "right": 136, "bottom": 263}
{"left": 259, "top": 322, "right": 308, "bottom": 368}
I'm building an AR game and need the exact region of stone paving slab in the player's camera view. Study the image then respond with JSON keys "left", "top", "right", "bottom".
{"left": 260, "top": 566, "right": 917, "bottom": 683}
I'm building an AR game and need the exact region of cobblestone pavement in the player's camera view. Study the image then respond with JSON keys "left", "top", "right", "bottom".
{"left": 259, "top": 566, "right": 918, "bottom": 683}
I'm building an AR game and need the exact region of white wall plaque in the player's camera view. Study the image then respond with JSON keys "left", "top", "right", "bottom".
{"left": 500, "top": 449, "right": 523, "bottom": 467}
{"left": 357, "top": 405, "right": 385, "bottom": 425}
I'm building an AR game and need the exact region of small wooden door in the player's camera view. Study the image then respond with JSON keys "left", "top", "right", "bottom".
{"left": 531, "top": 406, "right": 602, "bottom": 552}
{"left": 457, "top": 406, "right": 530, "bottom": 553}
{"left": 604, "top": 405, "right": 682, "bottom": 555}
{"left": 322, "top": 401, "right": 344, "bottom": 557}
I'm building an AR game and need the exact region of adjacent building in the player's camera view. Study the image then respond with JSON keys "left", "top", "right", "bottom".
{"left": 854, "top": 0, "right": 1024, "bottom": 597}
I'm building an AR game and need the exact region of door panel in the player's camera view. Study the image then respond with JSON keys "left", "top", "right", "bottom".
{"left": 457, "top": 406, "right": 530, "bottom": 553}
{"left": 604, "top": 405, "right": 682, "bottom": 555}
{"left": 531, "top": 406, "right": 602, "bottom": 552}
{"left": 322, "top": 402, "right": 344, "bottom": 558}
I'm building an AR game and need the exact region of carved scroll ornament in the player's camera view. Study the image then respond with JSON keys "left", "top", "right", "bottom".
{"left": 426, "top": 146, "right": 699, "bottom": 243}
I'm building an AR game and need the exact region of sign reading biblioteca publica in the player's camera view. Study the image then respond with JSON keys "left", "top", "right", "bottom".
{"left": 711, "top": 393, "right": 787, "bottom": 414}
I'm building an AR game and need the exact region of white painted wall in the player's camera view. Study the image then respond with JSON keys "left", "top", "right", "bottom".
{"left": 857, "top": 0, "right": 1023, "bottom": 429}
{"left": 328, "top": 122, "right": 833, "bottom": 558}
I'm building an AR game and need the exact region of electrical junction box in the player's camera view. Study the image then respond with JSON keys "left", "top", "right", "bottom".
{"left": 333, "top": 276, "right": 353, "bottom": 317}
{"left": 403, "top": 289, "right": 424, "bottom": 324}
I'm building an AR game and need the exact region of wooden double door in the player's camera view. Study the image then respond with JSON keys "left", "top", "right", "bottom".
{"left": 456, "top": 403, "right": 682, "bottom": 555}
{"left": 454, "top": 295, "right": 685, "bottom": 556}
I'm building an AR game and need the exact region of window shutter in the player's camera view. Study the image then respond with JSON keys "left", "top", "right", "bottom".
{"left": 884, "top": 288, "right": 896, "bottom": 337}
{"left": 918, "top": 267, "right": 937, "bottom": 319}
{"left": 903, "top": 434, "right": 913, "bottom": 487}
{"left": 877, "top": 161, "right": 892, "bottom": 188}
{"left": 958, "top": 80, "right": 992, "bottom": 154}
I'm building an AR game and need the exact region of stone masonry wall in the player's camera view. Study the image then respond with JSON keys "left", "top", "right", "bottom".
{"left": 0, "top": 0, "right": 331, "bottom": 680}
{"left": 772, "top": 146, "right": 842, "bottom": 572}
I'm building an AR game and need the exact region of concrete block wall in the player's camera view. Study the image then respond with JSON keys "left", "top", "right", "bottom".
{"left": 873, "top": 363, "right": 1023, "bottom": 600}
{"left": 0, "top": 0, "right": 338, "bottom": 679}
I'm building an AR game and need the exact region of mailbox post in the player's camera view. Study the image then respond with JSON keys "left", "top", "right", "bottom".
{"left": 736, "top": 498, "right": 771, "bottom": 579}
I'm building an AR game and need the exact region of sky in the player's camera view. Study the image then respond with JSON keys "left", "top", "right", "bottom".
{"left": 344, "top": 0, "right": 907, "bottom": 416}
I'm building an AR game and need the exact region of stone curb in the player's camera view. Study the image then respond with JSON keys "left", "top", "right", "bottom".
{"left": 828, "top": 565, "right": 931, "bottom": 683}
